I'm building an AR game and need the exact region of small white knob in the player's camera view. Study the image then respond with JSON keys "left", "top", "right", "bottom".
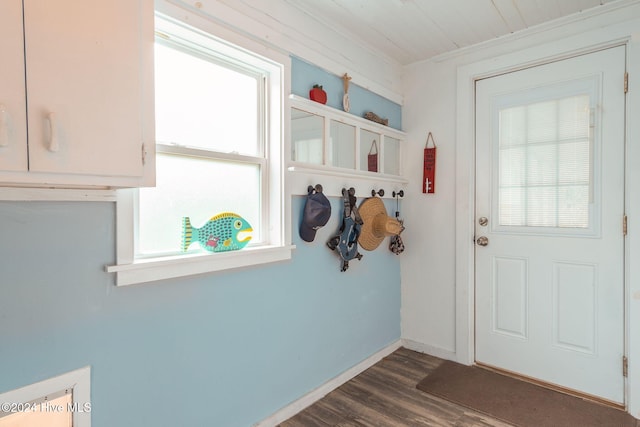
{"left": 48, "top": 112, "right": 59, "bottom": 152}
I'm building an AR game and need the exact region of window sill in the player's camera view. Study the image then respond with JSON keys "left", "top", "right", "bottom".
{"left": 106, "top": 244, "right": 296, "bottom": 287}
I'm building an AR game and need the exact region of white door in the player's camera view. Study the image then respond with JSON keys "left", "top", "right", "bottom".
{"left": 475, "top": 46, "right": 626, "bottom": 404}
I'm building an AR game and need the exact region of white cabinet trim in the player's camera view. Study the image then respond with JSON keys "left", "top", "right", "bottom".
{"left": 0, "top": 187, "right": 116, "bottom": 201}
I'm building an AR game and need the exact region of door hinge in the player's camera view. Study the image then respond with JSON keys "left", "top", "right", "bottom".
{"left": 624, "top": 72, "right": 629, "bottom": 94}
{"left": 141, "top": 143, "right": 147, "bottom": 165}
{"left": 624, "top": 215, "right": 628, "bottom": 236}
{"left": 623, "top": 356, "right": 628, "bottom": 377}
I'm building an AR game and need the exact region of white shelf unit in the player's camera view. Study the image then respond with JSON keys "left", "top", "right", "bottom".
{"left": 288, "top": 94, "right": 407, "bottom": 199}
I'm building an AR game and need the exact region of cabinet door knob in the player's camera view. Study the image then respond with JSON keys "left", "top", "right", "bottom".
{"left": 47, "top": 112, "right": 60, "bottom": 152}
{"left": 0, "top": 104, "right": 8, "bottom": 147}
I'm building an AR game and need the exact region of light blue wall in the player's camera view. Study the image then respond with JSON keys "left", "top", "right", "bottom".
{"left": 291, "top": 56, "right": 402, "bottom": 130}
{"left": 0, "top": 194, "right": 400, "bottom": 426}
{"left": 0, "top": 58, "right": 401, "bottom": 427}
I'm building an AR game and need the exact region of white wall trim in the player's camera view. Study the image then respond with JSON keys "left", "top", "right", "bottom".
{"left": 401, "top": 339, "right": 456, "bottom": 362}
{"left": 254, "top": 340, "right": 402, "bottom": 427}
{"left": 623, "top": 28, "right": 640, "bottom": 420}
{"left": 0, "top": 187, "right": 116, "bottom": 201}
{"left": 455, "top": 12, "right": 640, "bottom": 416}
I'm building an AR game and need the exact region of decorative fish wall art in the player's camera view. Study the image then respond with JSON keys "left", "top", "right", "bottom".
{"left": 181, "top": 213, "right": 253, "bottom": 253}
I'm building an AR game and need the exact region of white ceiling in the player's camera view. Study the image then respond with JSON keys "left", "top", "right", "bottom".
{"left": 283, "top": 0, "right": 620, "bottom": 65}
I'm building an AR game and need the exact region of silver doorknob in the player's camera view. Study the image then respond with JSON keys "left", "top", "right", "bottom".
{"left": 479, "top": 217, "right": 488, "bottom": 226}
{"left": 476, "top": 236, "right": 489, "bottom": 246}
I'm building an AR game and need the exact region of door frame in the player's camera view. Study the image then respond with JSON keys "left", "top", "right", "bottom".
{"left": 454, "top": 32, "right": 636, "bottom": 409}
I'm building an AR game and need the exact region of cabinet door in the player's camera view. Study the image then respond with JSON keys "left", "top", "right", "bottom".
{"left": 23, "top": 0, "right": 151, "bottom": 180}
{"left": 0, "top": 0, "right": 28, "bottom": 172}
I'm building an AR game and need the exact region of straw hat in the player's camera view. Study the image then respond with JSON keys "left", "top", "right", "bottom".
{"left": 358, "top": 197, "right": 404, "bottom": 251}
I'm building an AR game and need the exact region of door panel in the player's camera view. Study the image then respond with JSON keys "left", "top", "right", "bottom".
{"left": 492, "top": 256, "right": 528, "bottom": 339}
{"left": 475, "top": 46, "right": 625, "bottom": 404}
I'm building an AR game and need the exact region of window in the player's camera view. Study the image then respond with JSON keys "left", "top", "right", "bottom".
{"left": 108, "top": 13, "right": 292, "bottom": 286}
{"left": 498, "top": 94, "right": 592, "bottom": 229}
{"left": 490, "top": 75, "right": 602, "bottom": 238}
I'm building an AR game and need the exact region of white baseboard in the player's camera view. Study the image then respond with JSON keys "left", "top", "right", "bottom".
{"left": 401, "top": 338, "right": 458, "bottom": 362}
{"left": 254, "top": 339, "right": 402, "bottom": 427}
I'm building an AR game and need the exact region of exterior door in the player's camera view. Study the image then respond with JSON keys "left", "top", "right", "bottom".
{"left": 475, "top": 46, "right": 626, "bottom": 404}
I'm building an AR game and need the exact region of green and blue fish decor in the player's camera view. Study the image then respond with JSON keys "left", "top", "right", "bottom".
{"left": 181, "top": 212, "right": 252, "bottom": 253}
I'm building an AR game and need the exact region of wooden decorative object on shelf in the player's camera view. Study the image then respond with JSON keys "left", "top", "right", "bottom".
{"left": 364, "top": 111, "right": 388, "bottom": 126}
{"left": 342, "top": 73, "right": 352, "bottom": 112}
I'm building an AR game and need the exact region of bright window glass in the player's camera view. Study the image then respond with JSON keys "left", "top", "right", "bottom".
{"left": 154, "top": 43, "right": 260, "bottom": 155}
{"left": 138, "top": 153, "right": 261, "bottom": 256}
{"left": 109, "top": 12, "right": 289, "bottom": 286}
{"left": 137, "top": 20, "right": 268, "bottom": 258}
{"left": 498, "top": 94, "right": 591, "bottom": 228}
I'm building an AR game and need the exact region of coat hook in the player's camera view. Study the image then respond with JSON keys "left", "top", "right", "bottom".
{"left": 371, "top": 189, "right": 385, "bottom": 197}
{"left": 342, "top": 187, "right": 356, "bottom": 196}
{"left": 392, "top": 190, "right": 404, "bottom": 198}
{"left": 307, "top": 184, "right": 323, "bottom": 193}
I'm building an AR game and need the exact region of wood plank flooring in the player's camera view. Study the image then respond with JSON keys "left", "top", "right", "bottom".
{"left": 279, "top": 347, "right": 513, "bottom": 427}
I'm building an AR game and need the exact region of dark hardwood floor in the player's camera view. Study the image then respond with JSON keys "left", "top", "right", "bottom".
{"left": 279, "top": 347, "right": 512, "bottom": 427}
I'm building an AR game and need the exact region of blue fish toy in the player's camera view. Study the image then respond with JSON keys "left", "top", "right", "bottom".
{"left": 181, "top": 213, "right": 253, "bottom": 253}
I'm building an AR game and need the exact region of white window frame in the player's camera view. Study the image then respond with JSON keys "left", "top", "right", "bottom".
{"left": 107, "top": 11, "right": 293, "bottom": 286}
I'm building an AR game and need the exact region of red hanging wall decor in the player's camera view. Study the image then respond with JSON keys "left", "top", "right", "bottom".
{"left": 423, "top": 132, "right": 437, "bottom": 194}
{"left": 368, "top": 140, "right": 378, "bottom": 172}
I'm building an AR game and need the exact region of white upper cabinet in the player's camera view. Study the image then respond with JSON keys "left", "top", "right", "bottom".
{"left": 0, "top": 0, "right": 28, "bottom": 173}
{"left": 0, "top": 0, "right": 155, "bottom": 188}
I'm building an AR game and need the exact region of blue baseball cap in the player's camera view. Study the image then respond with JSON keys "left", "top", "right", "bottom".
{"left": 300, "top": 187, "right": 331, "bottom": 242}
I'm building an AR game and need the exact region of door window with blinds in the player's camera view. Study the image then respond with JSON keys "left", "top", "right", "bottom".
{"left": 491, "top": 76, "right": 601, "bottom": 236}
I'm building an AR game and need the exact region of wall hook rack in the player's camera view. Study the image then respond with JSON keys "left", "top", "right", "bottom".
{"left": 371, "top": 189, "right": 385, "bottom": 197}
{"left": 340, "top": 187, "right": 357, "bottom": 197}
{"left": 307, "top": 184, "right": 323, "bottom": 193}
{"left": 393, "top": 189, "right": 404, "bottom": 219}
